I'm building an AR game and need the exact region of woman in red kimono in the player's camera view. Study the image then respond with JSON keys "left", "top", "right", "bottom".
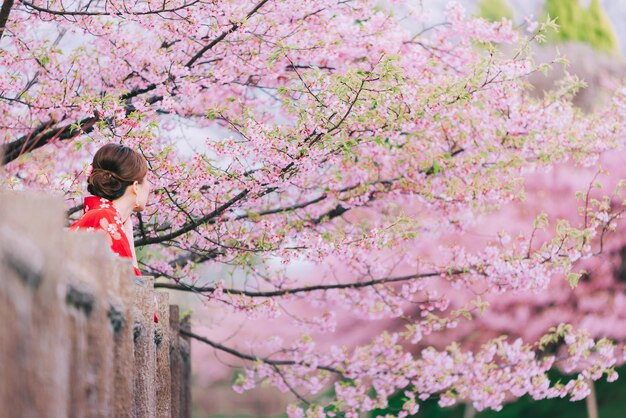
{"left": 70, "top": 143, "right": 157, "bottom": 321}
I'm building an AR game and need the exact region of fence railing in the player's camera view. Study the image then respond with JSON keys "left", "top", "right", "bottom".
{"left": 0, "top": 191, "right": 191, "bottom": 418}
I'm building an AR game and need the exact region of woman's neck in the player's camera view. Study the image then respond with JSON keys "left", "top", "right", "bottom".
{"left": 112, "top": 197, "right": 133, "bottom": 222}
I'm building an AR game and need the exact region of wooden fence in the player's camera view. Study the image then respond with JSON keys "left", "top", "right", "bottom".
{"left": 0, "top": 191, "right": 191, "bottom": 418}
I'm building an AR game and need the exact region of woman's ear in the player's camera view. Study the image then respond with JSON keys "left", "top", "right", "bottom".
{"left": 132, "top": 180, "right": 139, "bottom": 195}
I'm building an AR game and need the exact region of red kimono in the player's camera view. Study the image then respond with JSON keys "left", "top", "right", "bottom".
{"left": 71, "top": 196, "right": 158, "bottom": 323}
{"left": 70, "top": 196, "right": 141, "bottom": 276}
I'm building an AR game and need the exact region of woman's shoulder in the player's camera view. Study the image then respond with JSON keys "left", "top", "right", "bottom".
{"left": 70, "top": 207, "right": 122, "bottom": 230}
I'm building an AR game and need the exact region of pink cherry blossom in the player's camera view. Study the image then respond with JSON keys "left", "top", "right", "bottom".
{"left": 2, "top": 1, "right": 626, "bottom": 415}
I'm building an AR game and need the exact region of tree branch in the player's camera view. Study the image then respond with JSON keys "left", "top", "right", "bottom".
{"left": 181, "top": 328, "right": 341, "bottom": 373}
{"left": 155, "top": 269, "right": 466, "bottom": 297}
{"left": 0, "top": 0, "right": 14, "bottom": 40}
{"left": 19, "top": 0, "right": 200, "bottom": 16}
{"left": 134, "top": 189, "right": 250, "bottom": 246}
{"left": 1, "top": 115, "right": 98, "bottom": 165}
{"left": 185, "top": 0, "right": 270, "bottom": 67}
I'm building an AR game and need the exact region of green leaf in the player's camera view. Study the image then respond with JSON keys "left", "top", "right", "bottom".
{"left": 432, "top": 160, "right": 442, "bottom": 175}
{"left": 567, "top": 271, "right": 583, "bottom": 288}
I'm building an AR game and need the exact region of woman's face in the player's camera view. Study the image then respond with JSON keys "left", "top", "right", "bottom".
{"left": 134, "top": 172, "right": 151, "bottom": 211}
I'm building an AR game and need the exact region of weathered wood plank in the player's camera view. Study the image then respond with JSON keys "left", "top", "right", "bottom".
{"left": 133, "top": 275, "right": 157, "bottom": 418}
{"left": 180, "top": 314, "right": 192, "bottom": 418}
{"left": 111, "top": 258, "right": 137, "bottom": 417}
{"left": 0, "top": 191, "right": 69, "bottom": 418}
{"left": 169, "top": 305, "right": 182, "bottom": 418}
{"left": 156, "top": 292, "right": 172, "bottom": 418}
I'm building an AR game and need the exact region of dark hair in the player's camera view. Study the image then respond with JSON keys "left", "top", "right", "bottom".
{"left": 87, "top": 143, "right": 148, "bottom": 200}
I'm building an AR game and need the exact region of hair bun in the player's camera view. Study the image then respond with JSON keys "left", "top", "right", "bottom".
{"left": 88, "top": 167, "right": 126, "bottom": 200}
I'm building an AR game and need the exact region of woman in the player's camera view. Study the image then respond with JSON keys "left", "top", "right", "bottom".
{"left": 70, "top": 143, "right": 157, "bottom": 322}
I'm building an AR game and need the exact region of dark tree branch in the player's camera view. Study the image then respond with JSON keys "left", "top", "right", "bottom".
{"left": 134, "top": 189, "right": 250, "bottom": 246}
{"left": 137, "top": 178, "right": 393, "bottom": 268}
{"left": 155, "top": 269, "right": 466, "bottom": 297}
{"left": 311, "top": 203, "right": 347, "bottom": 224}
{"left": 19, "top": 0, "right": 201, "bottom": 16}
{"left": 1, "top": 115, "right": 98, "bottom": 165}
{"left": 0, "top": 0, "right": 14, "bottom": 40}
{"left": 66, "top": 204, "right": 84, "bottom": 218}
{"left": 185, "top": 0, "right": 270, "bottom": 67}
{"left": 181, "top": 328, "right": 341, "bottom": 373}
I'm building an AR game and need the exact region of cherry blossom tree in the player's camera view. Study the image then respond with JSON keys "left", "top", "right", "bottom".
{"left": 2, "top": 0, "right": 626, "bottom": 416}
{"left": 375, "top": 151, "right": 626, "bottom": 417}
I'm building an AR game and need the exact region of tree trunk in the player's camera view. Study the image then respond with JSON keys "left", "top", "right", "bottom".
{"left": 586, "top": 379, "right": 599, "bottom": 418}
{"left": 463, "top": 402, "right": 476, "bottom": 418}
{"left": 0, "top": 0, "right": 15, "bottom": 40}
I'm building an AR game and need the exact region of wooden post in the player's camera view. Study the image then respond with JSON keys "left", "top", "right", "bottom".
{"left": 65, "top": 271, "right": 91, "bottom": 418}
{"left": 180, "top": 313, "right": 192, "bottom": 418}
{"left": 86, "top": 241, "right": 116, "bottom": 417}
{"left": 155, "top": 292, "right": 172, "bottom": 418}
{"left": 0, "top": 192, "right": 70, "bottom": 418}
{"left": 111, "top": 257, "right": 137, "bottom": 417}
{"left": 169, "top": 305, "right": 182, "bottom": 418}
{"left": 64, "top": 231, "right": 118, "bottom": 417}
{"left": 133, "top": 275, "right": 157, "bottom": 418}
